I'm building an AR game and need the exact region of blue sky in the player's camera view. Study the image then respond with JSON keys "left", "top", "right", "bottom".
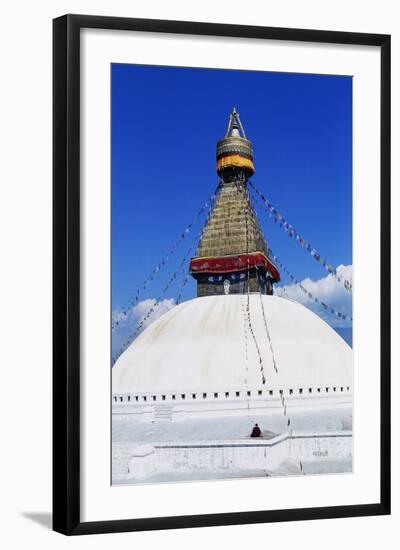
{"left": 112, "top": 64, "right": 352, "bottom": 339}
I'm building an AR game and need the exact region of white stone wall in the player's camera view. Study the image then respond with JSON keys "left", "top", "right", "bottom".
{"left": 112, "top": 391, "right": 353, "bottom": 424}
{"left": 112, "top": 385, "right": 352, "bottom": 412}
{"left": 113, "top": 432, "right": 352, "bottom": 482}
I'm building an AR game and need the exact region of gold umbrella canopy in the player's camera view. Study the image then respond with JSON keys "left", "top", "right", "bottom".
{"left": 216, "top": 107, "right": 255, "bottom": 178}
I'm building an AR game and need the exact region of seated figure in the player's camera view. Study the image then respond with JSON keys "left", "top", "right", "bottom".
{"left": 250, "top": 423, "right": 261, "bottom": 438}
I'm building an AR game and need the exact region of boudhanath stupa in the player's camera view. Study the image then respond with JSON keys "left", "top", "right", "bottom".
{"left": 112, "top": 109, "right": 353, "bottom": 484}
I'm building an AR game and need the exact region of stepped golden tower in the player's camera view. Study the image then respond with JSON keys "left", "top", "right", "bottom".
{"left": 190, "top": 108, "right": 280, "bottom": 297}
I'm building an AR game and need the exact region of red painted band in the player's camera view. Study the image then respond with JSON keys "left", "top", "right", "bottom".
{"left": 190, "top": 253, "right": 280, "bottom": 281}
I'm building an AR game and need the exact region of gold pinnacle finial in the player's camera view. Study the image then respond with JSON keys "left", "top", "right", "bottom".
{"left": 225, "top": 107, "right": 246, "bottom": 139}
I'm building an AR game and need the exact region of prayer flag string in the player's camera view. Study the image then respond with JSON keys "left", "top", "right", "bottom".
{"left": 249, "top": 181, "right": 352, "bottom": 294}
{"left": 112, "top": 189, "right": 219, "bottom": 364}
{"left": 241, "top": 180, "right": 266, "bottom": 385}
{"left": 254, "top": 265, "right": 279, "bottom": 374}
{"left": 242, "top": 192, "right": 279, "bottom": 375}
{"left": 269, "top": 248, "right": 353, "bottom": 323}
{"left": 112, "top": 183, "right": 221, "bottom": 331}
{"left": 112, "top": 246, "right": 194, "bottom": 364}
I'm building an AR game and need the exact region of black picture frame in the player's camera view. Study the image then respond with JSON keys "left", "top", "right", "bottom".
{"left": 53, "top": 14, "right": 391, "bottom": 535}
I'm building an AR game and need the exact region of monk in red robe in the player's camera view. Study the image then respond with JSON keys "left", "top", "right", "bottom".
{"left": 250, "top": 423, "right": 261, "bottom": 437}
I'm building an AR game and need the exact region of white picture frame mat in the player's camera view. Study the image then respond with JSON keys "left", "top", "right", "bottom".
{"left": 80, "top": 28, "right": 381, "bottom": 522}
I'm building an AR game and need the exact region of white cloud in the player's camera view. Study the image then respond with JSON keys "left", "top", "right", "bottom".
{"left": 274, "top": 264, "right": 352, "bottom": 328}
{"left": 112, "top": 298, "right": 176, "bottom": 360}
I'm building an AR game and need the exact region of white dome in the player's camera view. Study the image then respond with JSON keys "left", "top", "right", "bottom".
{"left": 112, "top": 294, "right": 352, "bottom": 395}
